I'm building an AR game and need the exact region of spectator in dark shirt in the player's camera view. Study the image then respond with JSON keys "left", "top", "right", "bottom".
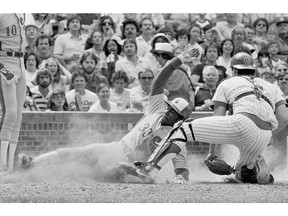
{"left": 191, "top": 42, "right": 226, "bottom": 87}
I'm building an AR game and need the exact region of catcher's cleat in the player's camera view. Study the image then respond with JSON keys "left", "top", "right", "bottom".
{"left": 169, "top": 174, "right": 187, "bottom": 184}
{"left": 17, "top": 153, "right": 34, "bottom": 169}
{"left": 117, "top": 162, "right": 154, "bottom": 184}
{"left": 255, "top": 155, "right": 274, "bottom": 184}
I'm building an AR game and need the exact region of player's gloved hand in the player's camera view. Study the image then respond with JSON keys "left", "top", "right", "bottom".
{"left": 0, "top": 63, "right": 17, "bottom": 85}
{"left": 204, "top": 155, "right": 234, "bottom": 175}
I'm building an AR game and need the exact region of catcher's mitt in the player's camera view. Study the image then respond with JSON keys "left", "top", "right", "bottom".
{"left": 204, "top": 156, "right": 234, "bottom": 175}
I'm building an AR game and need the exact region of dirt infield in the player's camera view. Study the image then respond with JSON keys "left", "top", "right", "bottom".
{"left": 1, "top": 144, "right": 287, "bottom": 203}
{"left": 1, "top": 181, "right": 288, "bottom": 203}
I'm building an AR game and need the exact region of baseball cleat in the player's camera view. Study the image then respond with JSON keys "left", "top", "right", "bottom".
{"left": 17, "top": 153, "right": 34, "bottom": 169}
{"left": 169, "top": 175, "right": 187, "bottom": 184}
{"left": 117, "top": 162, "right": 154, "bottom": 184}
{"left": 135, "top": 168, "right": 154, "bottom": 184}
{"left": 118, "top": 162, "right": 138, "bottom": 176}
{"left": 255, "top": 155, "right": 274, "bottom": 184}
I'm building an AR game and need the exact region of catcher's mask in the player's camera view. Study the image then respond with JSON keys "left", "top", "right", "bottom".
{"left": 165, "top": 97, "right": 191, "bottom": 120}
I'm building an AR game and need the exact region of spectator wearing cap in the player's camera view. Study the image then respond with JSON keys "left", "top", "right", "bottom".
{"left": 115, "top": 38, "right": 153, "bottom": 88}
{"left": 120, "top": 19, "right": 150, "bottom": 57}
{"left": 151, "top": 43, "right": 195, "bottom": 109}
{"left": 33, "top": 13, "right": 53, "bottom": 36}
{"left": 24, "top": 23, "right": 39, "bottom": 53}
{"left": 53, "top": 15, "right": 88, "bottom": 71}
{"left": 148, "top": 33, "right": 171, "bottom": 71}
{"left": 275, "top": 18, "right": 288, "bottom": 56}
{"left": 157, "top": 26, "right": 178, "bottom": 48}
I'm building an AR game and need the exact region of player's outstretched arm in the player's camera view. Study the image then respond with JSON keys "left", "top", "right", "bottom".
{"left": 151, "top": 48, "right": 199, "bottom": 96}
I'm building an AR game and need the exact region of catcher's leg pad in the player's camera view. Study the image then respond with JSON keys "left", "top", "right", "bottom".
{"left": 147, "top": 138, "right": 186, "bottom": 170}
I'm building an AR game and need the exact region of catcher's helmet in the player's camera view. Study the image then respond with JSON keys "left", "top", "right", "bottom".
{"left": 230, "top": 52, "right": 255, "bottom": 70}
{"left": 165, "top": 97, "right": 191, "bottom": 119}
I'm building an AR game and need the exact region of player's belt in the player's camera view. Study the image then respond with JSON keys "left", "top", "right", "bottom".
{"left": 0, "top": 51, "right": 24, "bottom": 57}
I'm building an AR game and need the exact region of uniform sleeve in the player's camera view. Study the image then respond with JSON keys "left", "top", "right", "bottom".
{"left": 211, "top": 81, "right": 229, "bottom": 105}
{"left": 275, "top": 86, "right": 286, "bottom": 109}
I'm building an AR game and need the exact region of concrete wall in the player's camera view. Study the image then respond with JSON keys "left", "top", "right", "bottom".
{"left": 17, "top": 112, "right": 213, "bottom": 157}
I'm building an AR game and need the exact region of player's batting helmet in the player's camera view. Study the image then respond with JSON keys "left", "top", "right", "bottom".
{"left": 230, "top": 52, "right": 255, "bottom": 70}
{"left": 165, "top": 97, "right": 191, "bottom": 119}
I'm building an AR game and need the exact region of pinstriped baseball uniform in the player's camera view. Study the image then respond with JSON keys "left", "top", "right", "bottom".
{"left": 166, "top": 75, "right": 284, "bottom": 172}
{"left": 0, "top": 13, "right": 26, "bottom": 143}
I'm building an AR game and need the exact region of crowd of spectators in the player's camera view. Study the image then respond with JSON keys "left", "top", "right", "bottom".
{"left": 19, "top": 13, "right": 288, "bottom": 113}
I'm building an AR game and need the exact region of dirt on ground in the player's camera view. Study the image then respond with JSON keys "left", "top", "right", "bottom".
{"left": 1, "top": 180, "right": 288, "bottom": 203}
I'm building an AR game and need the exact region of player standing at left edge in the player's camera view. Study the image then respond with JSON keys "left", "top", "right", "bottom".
{"left": 0, "top": 14, "right": 26, "bottom": 173}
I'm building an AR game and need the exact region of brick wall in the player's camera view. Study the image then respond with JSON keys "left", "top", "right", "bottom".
{"left": 17, "top": 112, "right": 213, "bottom": 156}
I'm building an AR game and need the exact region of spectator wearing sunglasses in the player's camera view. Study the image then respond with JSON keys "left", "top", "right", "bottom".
{"left": 98, "top": 15, "right": 121, "bottom": 44}
{"left": 130, "top": 69, "right": 154, "bottom": 112}
{"left": 252, "top": 18, "right": 270, "bottom": 53}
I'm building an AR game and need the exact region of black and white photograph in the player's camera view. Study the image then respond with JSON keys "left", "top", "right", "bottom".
{"left": 1, "top": 1, "right": 288, "bottom": 215}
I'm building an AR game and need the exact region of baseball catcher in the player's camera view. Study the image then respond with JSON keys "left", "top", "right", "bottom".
{"left": 120, "top": 52, "right": 288, "bottom": 185}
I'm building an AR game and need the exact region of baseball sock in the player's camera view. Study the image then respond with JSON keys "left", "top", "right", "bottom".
{"left": 0, "top": 140, "right": 9, "bottom": 168}
{"left": 8, "top": 142, "right": 17, "bottom": 171}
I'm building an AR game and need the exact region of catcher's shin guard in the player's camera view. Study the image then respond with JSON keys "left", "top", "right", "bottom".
{"left": 146, "top": 127, "right": 188, "bottom": 173}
